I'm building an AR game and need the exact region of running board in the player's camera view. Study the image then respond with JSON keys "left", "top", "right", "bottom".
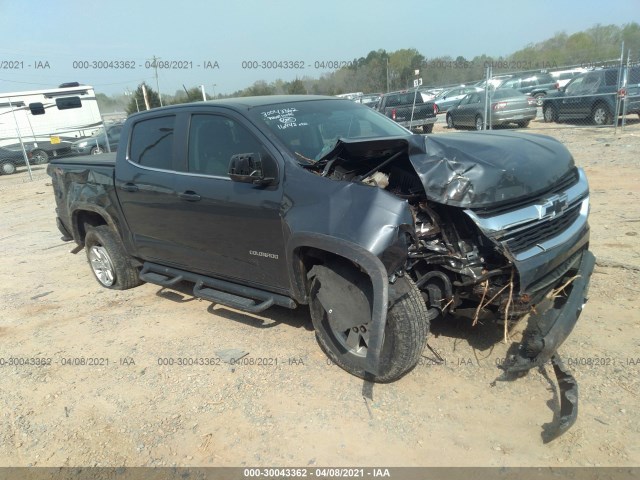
{"left": 139, "top": 262, "right": 296, "bottom": 313}
{"left": 194, "top": 281, "right": 274, "bottom": 313}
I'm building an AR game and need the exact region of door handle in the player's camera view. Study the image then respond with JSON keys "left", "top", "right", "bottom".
{"left": 121, "top": 183, "right": 138, "bottom": 192}
{"left": 179, "top": 191, "right": 202, "bottom": 202}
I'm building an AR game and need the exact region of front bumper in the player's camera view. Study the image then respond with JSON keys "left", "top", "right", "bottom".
{"left": 502, "top": 249, "right": 595, "bottom": 441}
{"left": 504, "top": 249, "right": 595, "bottom": 373}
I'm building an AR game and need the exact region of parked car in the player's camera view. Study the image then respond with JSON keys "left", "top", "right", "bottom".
{"left": 542, "top": 67, "right": 640, "bottom": 125}
{"left": 550, "top": 68, "right": 587, "bottom": 88}
{"left": 71, "top": 123, "right": 123, "bottom": 155}
{"left": 376, "top": 90, "right": 437, "bottom": 133}
{"left": 495, "top": 72, "right": 559, "bottom": 106}
{"left": 419, "top": 89, "right": 440, "bottom": 101}
{"left": 433, "top": 86, "right": 483, "bottom": 114}
{"left": 0, "top": 146, "right": 32, "bottom": 175}
{"left": 446, "top": 89, "right": 537, "bottom": 130}
{"left": 359, "top": 93, "right": 381, "bottom": 108}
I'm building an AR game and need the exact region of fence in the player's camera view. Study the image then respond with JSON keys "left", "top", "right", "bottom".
{"left": 430, "top": 45, "right": 639, "bottom": 134}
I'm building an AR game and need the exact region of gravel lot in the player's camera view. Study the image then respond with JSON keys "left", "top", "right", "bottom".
{"left": 1, "top": 117, "right": 639, "bottom": 467}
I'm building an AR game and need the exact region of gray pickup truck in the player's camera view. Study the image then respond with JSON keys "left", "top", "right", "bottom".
{"left": 376, "top": 90, "right": 437, "bottom": 133}
{"left": 48, "top": 95, "right": 594, "bottom": 440}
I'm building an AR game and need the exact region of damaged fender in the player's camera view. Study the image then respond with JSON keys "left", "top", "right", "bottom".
{"left": 287, "top": 233, "right": 390, "bottom": 375}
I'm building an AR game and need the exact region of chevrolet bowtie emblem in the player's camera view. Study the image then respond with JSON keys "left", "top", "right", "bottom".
{"left": 542, "top": 194, "right": 569, "bottom": 218}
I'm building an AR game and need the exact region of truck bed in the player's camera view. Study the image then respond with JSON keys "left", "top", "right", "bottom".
{"left": 49, "top": 152, "right": 116, "bottom": 167}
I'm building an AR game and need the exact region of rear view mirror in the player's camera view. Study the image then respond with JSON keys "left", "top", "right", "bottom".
{"left": 228, "top": 152, "right": 277, "bottom": 186}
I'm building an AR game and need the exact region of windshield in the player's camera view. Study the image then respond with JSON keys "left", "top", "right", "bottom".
{"left": 250, "top": 99, "right": 409, "bottom": 162}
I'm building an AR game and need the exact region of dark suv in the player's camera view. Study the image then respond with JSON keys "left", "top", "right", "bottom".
{"left": 542, "top": 67, "right": 640, "bottom": 126}
{"left": 496, "top": 72, "right": 559, "bottom": 106}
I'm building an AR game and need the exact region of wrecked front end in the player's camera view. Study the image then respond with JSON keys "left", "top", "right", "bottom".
{"left": 312, "top": 132, "right": 594, "bottom": 440}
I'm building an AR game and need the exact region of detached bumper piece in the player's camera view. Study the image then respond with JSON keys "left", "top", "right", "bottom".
{"left": 502, "top": 250, "right": 595, "bottom": 440}
{"left": 544, "top": 354, "right": 579, "bottom": 443}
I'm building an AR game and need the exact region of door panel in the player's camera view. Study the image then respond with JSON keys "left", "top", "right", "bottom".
{"left": 168, "top": 113, "right": 288, "bottom": 290}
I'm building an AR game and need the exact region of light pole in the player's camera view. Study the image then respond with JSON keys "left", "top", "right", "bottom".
{"left": 212, "top": 84, "right": 217, "bottom": 99}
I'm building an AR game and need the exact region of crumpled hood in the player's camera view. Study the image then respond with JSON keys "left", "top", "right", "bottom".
{"left": 324, "top": 132, "right": 575, "bottom": 208}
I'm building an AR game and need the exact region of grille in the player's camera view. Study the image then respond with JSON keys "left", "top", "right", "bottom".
{"left": 502, "top": 202, "right": 582, "bottom": 253}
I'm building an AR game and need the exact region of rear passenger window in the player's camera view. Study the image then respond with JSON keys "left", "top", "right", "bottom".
{"left": 129, "top": 116, "right": 175, "bottom": 169}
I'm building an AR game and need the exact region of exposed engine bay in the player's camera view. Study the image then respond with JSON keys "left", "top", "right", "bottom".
{"left": 306, "top": 137, "right": 525, "bottom": 325}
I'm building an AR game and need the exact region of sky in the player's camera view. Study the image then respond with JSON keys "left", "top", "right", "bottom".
{"left": 0, "top": 0, "right": 637, "bottom": 98}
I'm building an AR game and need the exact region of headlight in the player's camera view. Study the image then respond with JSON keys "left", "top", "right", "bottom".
{"left": 77, "top": 141, "right": 88, "bottom": 148}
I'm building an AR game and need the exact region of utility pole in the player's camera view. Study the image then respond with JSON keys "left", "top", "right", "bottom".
{"left": 150, "top": 55, "right": 163, "bottom": 106}
{"left": 386, "top": 58, "right": 389, "bottom": 93}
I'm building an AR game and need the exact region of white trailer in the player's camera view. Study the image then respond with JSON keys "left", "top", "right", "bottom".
{"left": 0, "top": 84, "right": 104, "bottom": 164}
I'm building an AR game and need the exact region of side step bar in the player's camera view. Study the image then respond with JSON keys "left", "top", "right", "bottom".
{"left": 139, "top": 262, "right": 296, "bottom": 313}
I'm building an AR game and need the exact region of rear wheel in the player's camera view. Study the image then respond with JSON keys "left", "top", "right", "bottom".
{"left": 592, "top": 104, "right": 612, "bottom": 126}
{"left": 423, "top": 123, "right": 434, "bottom": 134}
{"left": 516, "top": 120, "right": 531, "bottom": 128}
{"left": 0, "top": 160, "right": 17, "bottom": 175}
{"left": 31, "top": 149, "right": 49, "bottom": 165}
{"left": 475, "top": 115, "right": 484, "bottom": 131}
{"left": 543, "top": 104, "right": 557, "bottom": 123}
{"left": 534, "top": 93, "right": 545, "bottom": 106}
{"left": 309, "top": 267, "right": 429, "bottom": 382}
{"left": 84, "top": 225, "right": 142, "bottom": 290}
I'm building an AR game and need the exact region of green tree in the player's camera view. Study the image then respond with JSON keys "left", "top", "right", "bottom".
{"left": 285, "top": 78, "right": 306, "bottom": 94}
{"left": 126, "top": 82, "right": 161, "bottom": 115}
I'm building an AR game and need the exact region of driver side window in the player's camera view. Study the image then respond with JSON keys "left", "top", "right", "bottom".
{"left": 188, "top": 114, "right": 265, "bottom": 177}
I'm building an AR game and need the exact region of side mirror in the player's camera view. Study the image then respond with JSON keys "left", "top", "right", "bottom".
{"left": 228, "top": 152, "right": 277, "bottom": 186}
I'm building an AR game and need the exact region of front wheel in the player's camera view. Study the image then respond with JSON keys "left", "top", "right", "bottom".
{"left": 309, "top": 267, "right": 430, "bottom": 382}
{"left": 475, "top": 115, "right": 484, "bottom": 131}
{"left": 90, "top": 146, "right": 105, "bottom": 155}
{"left": 543, "top": 104, "right": 557, "bottom": 123}
{"left": 592, "top": 104, "right": 612, "bottom": 126}
{"left": 84, "top": 225, "right": 142, "bottom": 290}
{"left": 516, "top": 120, "right": 531, "bottom": 128}
{"left": 423, "top": 123, "right": 434, "bottom": 134}
{"left": 446, "top": 114, "right": 455, "bottom": 129}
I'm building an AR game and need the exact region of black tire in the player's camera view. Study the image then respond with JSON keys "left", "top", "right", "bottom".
{"left": 84, "top": 225, "right": 142, "bottom": 290}
{"left": 31, "top": 149, "right": 49, "bottom": 165}
{"left": 592, "top": 103, "right": 612, "bottom": 126}
{"left": 423, "top": 123, "right": 434, "bottom": 134}
{"left": 516, "top": 120, "right": 531, "bottom": 128}
{"left": 534, "top": 93, "right": 545, "bottom": 107}
{"left": 309, "top": 267, "right": 430, "bottom": 382}
{"left": 475, "top": 115, "right": 484, "bottom": 131}
{"left": 90, "top": 146, "right": 104, "bottom": 155}
{"left": 543, "top": 104, "right": 557, "bottom": 123}
{"left": 446, "top": 114, "right": 455, "bottom": 129}
{"left": 0, "top": 160, "right": 17, "bottom": 175}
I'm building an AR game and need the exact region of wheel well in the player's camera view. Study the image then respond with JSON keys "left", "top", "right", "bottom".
{"left": 74, "top": 210, "right": 108, "bottom": 243}
{"left": 592, "top": 101, "right": 609, "bottom": 112}
{"left": 292, "top": 247, "right": 365, "bottom": 303}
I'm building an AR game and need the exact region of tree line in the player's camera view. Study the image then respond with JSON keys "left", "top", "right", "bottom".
{"left": 102, "top": 22, "right": 639, "bottom": 115}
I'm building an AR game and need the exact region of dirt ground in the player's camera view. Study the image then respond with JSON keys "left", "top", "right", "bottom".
{"left": 0, "top": 117, "right": 639, "bottom": 467}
